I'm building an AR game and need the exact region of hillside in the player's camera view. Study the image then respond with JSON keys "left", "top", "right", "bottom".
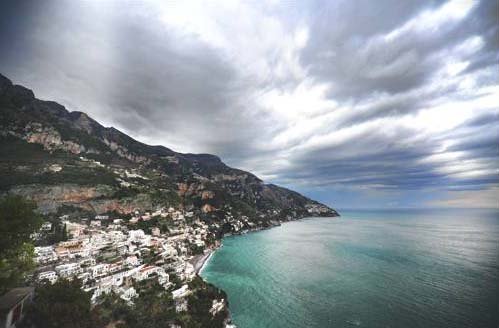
{"left": 0, "top": 73, "right": 338, "bottom": 229}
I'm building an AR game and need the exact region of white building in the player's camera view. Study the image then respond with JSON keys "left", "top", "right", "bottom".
{"left": 34, "top": 246, "right": 57, "bottom": 264}
{"left": 37, "top": 271, "right": 58, "bottom": 284}
{"left": 125, "top": 255, "right": 140, "bottom": 267}
{"left": 119, "top": 287, "right": 137, "bottom": 303}
{"left": 90, "top": 220, "right": 101, "bottom": 227}
{"left": 134, "top": 266, "right": 169, "bottom": 285}
{"left": 40, "top": 222, "right": 52, "bottom": 231}
{"left": 161, "top": 244, "right": 178, "bottom": 258}
{"left": 90, "top": 263, "right": 110, "bottom": 278}
{"left": 55, "top": 262, "right": 81, "bottom": 278}
{"left": 209, "top": 299, "right": 225, "bottom": 316}
{"left": 128, "top": 229, "right": 146, "bottom": 243}
{"left": 172, "top": 285, "right": 190, "bottom": 299}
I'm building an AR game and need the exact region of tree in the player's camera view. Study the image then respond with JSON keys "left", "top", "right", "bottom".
{"left": 94, "top": 292, "right": 132, "bottom": 326}
{"left": 28, "top": 279, "right": 98, "bottom": 328}
{"left": 0, "top": 195, "right": 42, "bottom": 293}
{"left": 125, "top": 281, "right": 177, "bottom": 328}
{"left": 62, "top": 223, "right": 69, "bottom": 241}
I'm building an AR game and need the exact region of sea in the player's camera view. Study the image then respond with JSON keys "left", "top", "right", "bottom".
{"left": 201, "top": 208, "right": 499, "bottom": 328}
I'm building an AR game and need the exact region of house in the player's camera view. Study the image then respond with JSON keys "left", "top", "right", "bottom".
{"left": 161, "top": 244, "right": 178, "bottom": 258}
{"left": 99, "top": 266, "right": 143, "bottom": 288}
{"left": 184, "top": 263, "right": 195, "bottom": 281}
{"left": 90, "top": 220, "right": 101, "bottom": 227}
{"left": 77, "top": 272, "right": 91, "bottom": 284}
{"left": 79, "top": 257, "right": 96, "bottom": 268}
{"left": 172, "top": 285, "right": 190, "bottom": 299}
{"left": 37, "top": 271, "right": 58, "bottom": 284}
{"left": 34, "top": 246, "right": 58, "bottom": 264}
{"left": 125, "top": 255, "right": 140, "bottom": 267}
{"left": 55, "top": 262, "right": 81, "bottom": 278}
{"left": 107, "top": 231, "right": 125, "bottom": 242}
{"left": 55, "top": 240, "right": 89, "bottom": 259}
{"left": 108, "top": 261, "right": 124, "bottom": 273}
{"left": 89, "top": 284, "right": 113, "bottom": 304}
{"left": 40, "top": 222, "right": 52, "bottom": 231}
{"left": 209, "top": 299, "right": 225, "bottom": 316}
{"left": 135, "top": 266, "right": 169, "bottom": 284}
{"left": 175, "top": 298, "right": 188, "bottom": 313}
{"left": 0, "top": 287, "right": 34, "bottom": 328}
{"left": 128, "top": 229, "right": 146, "bottom": 243}
{"left": 64, "top": 222, "right": 86, "bottom": 237}
{"left": 119, "top": 287, "right": 137, "bottom": 303}
{"left": 90, "top": 263, "right": 110, "bottom": 278}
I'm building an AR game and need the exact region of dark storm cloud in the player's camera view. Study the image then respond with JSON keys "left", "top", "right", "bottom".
{"left": 301, "top": 0, "right": 498, "bottom": 101}
{"left": 0, "top": 0, "right": 260, "bottom": 155}
{"left": 0, "top": 0, "right": 497, "bottom": 207}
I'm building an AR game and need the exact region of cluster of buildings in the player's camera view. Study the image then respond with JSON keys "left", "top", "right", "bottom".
{"left": 33, "top": 207, "right": 222, "bottom": 313}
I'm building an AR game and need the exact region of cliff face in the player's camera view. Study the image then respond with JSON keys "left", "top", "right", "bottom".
{"left": 0, "top": 73, "right": 338, "bottom": 223}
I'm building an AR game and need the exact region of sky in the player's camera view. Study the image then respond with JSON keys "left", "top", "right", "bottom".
{"left": 0, "top": 0, "right": 497, "bottom": 209}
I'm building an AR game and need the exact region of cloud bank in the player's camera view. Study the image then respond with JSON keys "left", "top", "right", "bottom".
{"left": 0, "top": 0, "right": 497, "bottom": 208}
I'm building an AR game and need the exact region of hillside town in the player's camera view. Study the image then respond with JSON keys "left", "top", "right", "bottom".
{"left": 32, "top": 206, "right": 227, "bottom": 317}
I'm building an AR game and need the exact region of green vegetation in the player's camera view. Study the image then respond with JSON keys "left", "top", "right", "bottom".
{"left": 26, "top": 279, "right": 99, "bottom": 328}
{"left": 93, "top": 292, "right": 131, "bottom": 326}
{"left": 133, "top": 217, "right": 170, "bottom": 235}
{"left": 150, "top": 189, "right": 182, "bottom": 207}
{"left": 125, "top": 283, "right": 177, "bottom": 328}
{"left": 55, "top": 223, "right": 69, "bottom": 242}
{"left": 230, "top": 198, "right": 257, "bottom": 219}
{"left": 0, "top": 136, "right": 118, "bottom": 190}
{"left": 0, "top": 195, "right": 42, "bottom": 293}
{"left": 184, "top": 277, "right": 228, "bottom": 328}
{"left": 95, "top": 278, "right": 227, "bottom": 328}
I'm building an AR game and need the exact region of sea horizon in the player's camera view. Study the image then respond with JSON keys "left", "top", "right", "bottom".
{"left": 202, "top": 208, "right": 499, "bottom": 328}
{"left": 1, "top": 1, "right": 497, "bottom": 327}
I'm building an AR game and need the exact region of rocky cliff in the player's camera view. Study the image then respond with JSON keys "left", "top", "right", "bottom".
{"left": 0, "top": 73, "right": 338, "bottom": 225}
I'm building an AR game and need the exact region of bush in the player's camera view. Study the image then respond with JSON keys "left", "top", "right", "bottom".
{"left": 28, "top": 279, "right": 99, "bottom": 328}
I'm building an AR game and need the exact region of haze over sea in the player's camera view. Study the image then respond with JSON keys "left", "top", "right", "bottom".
{"left": 201, "top": 208, "right": 499, "bottom": 328}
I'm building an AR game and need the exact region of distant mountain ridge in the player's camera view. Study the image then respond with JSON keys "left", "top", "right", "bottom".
{"left": 0, "top": 73, "right": 337, "bottom": 228}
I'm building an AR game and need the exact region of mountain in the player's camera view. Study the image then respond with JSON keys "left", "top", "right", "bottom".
{"left": 0, "top": 73, "right": 338, "bottom": 229}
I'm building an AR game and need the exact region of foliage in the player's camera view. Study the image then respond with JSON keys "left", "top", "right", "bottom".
{"left": 150, "top": 189, "right": 181, "bottom": 207}
{"left": 168, "top": 273, "right": 183, "bottom": 290}
{"left": 94, "top": 292, "right": 133, "bottom": 325}
{"left": 125, "top": 281, "right": 177, "bottom": 328}
{"left": 134, "top": 217, "right": 170, "bottom": 235}
{"left": 190, "top": 244, "right": 205, "bottom": 256}
{"left": 27, "top": 279, "right": 99, "bottom": 328}
{"left": 183, "top": 277, "right": 228, "bottom": 328}
{"left": 0, "top": 195, "right": 42, "bottom": 293}
{"left": 55, "top": 223, "right": 69, "bottom": 242}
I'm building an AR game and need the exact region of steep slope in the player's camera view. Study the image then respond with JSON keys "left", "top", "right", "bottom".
{"left": 0, "top": 73, "right": 338, "bottom": 226}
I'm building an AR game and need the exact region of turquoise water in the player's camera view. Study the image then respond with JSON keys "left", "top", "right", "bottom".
{"left": 201, "top": 209, "right": 499, "bottom": 328}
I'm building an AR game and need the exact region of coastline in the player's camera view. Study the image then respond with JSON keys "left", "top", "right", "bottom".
{"left": 198, "top": 251, "right": 214, "bottom": 274}
{"left": 191, "top": 249, "right": 216, "bottom": 274}
{"left": 197, "top": 215, "right": 339, "bottom": 276}
{"left": 197, "top": 215, "right": 338, "bottom": 327}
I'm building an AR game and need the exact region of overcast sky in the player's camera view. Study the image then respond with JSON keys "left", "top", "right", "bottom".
{"left": 0, "top": 0, "right": 497, "bottom": 209}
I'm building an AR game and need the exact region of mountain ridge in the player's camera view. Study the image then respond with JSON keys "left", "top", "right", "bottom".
{"left": 0, "top": 73, "right": 338, "bottom": 229}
